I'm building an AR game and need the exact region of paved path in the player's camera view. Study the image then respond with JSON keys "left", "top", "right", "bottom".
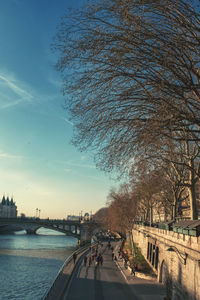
{"left": 62, "top": 243, "right": 166, "bottom": 300}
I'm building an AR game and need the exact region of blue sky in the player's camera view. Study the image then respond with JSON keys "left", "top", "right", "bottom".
{"left": 0, "top": 0, "right": 117, "bottom": 219}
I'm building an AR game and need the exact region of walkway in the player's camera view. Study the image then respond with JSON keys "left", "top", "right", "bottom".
{"left": 61, "top": 242, "right": 166, "bottom": 300}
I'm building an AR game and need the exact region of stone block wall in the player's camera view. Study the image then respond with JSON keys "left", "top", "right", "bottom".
{"left": 132, "top": 225, "right": 200, "bottom": 300}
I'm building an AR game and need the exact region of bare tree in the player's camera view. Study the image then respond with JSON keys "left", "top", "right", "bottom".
{"left": 53, "top": 0, "right": 200, "bottom": 170}
{"left": 130, "top": 166, "right": 172, "bottom": 224}
{"left": 53, "top": 0, "right": 200, "bottom": 218}
{"left": 93, "top": 207, "right": 109, "bottom": 228}
{"left": 107, "top": 183, "right": 138, "bottom": 233}
{"left": 134, "top": 130, "right": 200, "bottom": 219}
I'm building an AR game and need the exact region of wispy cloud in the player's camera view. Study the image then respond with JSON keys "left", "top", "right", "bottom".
{"left": 62, "top": 117, "right": 74, "bottom": 126}
{"left": 55, "top": 159, "right": 96, "bottom": 170}
{"left": 0, "top": 167, "right": 56, "bottom": 201}
{"left": 64, "top": 160, "right": 96, "bottom": 169}
{"left": 0, "top": 168, "right": 26, "bottom": 182}
{"left": 0, "top": 72, "right": 33, "bottom": 109}
{"left": 0, "top": 98, "right": 24, "bottom": 109}
{"left": 64, "top": 168, "right": 71, "bottom": 173}
{"left": 0, "top": 151, "right": 23, "bottom": 160}
{"left": 47, "top": 73, "right": 62, "bottom": 89}
{"left": 75, "top": 173, "right": 105, "bottom": 182}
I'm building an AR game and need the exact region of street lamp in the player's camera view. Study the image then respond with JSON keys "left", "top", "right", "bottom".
{"left": 39, "top": 209, "right": 41, "bottom": 218}
{"left": 166, "top": 246, "right": 188, "bottom": 265}
{"left": 36, "top": 208, "right": 38, "bottom": 218}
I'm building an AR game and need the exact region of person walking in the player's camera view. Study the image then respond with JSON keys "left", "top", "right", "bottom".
{"left": 84, "top": 255, "right": 87, "bottom": 267}
{"left": 88, "top": 256, "right": 92, "bottom": 266}
{"left": 73, "top": 252, "right": 77, "bottom": 264}
{"left": 131, "top": 265, "right": 136, "bottom": 277}
{"left": 99, "top": 254, "right": 103, "bottom": 266}
{"left": 112, "top": 252, "right": 114, "bottom": 261}
{"left": 95, "top": 256, "right": 100, "bottom": 267}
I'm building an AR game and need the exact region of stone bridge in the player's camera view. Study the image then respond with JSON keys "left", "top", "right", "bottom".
{"left": 0, "top": 217, "right": 98, "bottom": 245}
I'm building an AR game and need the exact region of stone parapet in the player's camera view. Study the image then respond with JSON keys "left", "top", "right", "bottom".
{"left": 132, "top": 225, "right": 200, "bottom": 300}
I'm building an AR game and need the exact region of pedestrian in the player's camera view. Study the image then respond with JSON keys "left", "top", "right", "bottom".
{"left": 73, "top": 252, "right": 77, "bottom": 264}
{"left": 112, "top": 252, "right": 114, "bottom": 261}
{"left": 84, "top": 255, "right": 87, "bottom": 267}
{"left": 88, "top": 256, "right": 92, "bottom": 266}
{"left": 95, "top": 256, "right": 100, "bottom": 267}
{"left": 124, "top": 259, "right": 128, "bottom": 269}
{"left": 131, "top": 265, "right": 136, "bottom": 276}
{"left": 99, "top": 254, "right": 103, "bottom": 266}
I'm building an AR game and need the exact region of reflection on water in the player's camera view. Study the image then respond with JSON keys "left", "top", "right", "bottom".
{"left": 0, "top": 254, "right": 64, "bottom": 300}
{"left": 0, "top": 228, "right": 78, "bottom": 300}
{"left": 0, "top": 248, "right": 75, "bottom": 260}
{"left": 0, "top": 228, "right": 77, "bottom": 250}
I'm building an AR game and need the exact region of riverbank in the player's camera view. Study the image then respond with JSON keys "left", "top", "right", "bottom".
{"left": 0, "top": 248, "right": 75, "bottom": 260}
{"left": 0, "top": 229, "right": 78, "bottom": 300}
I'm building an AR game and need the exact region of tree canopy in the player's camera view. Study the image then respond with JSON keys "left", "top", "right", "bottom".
{"left": 54, "top": 0, "right": 200, "bottom": 171}
{"left": 53, "top": 0, "right": 200, "bottom": 219}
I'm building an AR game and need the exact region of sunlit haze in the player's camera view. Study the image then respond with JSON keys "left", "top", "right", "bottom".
{"left": 0, "top": 0, "right": 117, "bottom": 219}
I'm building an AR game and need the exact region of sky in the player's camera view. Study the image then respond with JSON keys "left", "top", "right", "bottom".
{"left": 0, "top": 0, "right": 118, "bottom": 219}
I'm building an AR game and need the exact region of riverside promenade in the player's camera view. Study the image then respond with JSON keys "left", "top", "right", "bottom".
{"left": 60, "top": 242, "right": 166, "bottom": 300}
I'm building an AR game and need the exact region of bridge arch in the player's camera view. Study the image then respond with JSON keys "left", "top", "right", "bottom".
{"left": 159, "top": 259, "right": 168, "bottom": 284}
{"left": 0, "top": 218, "right": 99, "bottom": 244}
{"left": 23, "top": 225, "right": 80, "bottom": 237}
{"left": 159, "top": 259, "right": 172, "bottom": 300}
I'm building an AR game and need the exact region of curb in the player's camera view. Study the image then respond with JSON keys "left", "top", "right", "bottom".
{"left": 114, "top": 244, "right": 157, "bottom": 283}
{"left": 115, "top": 261, "right": 130, "bottom": 283}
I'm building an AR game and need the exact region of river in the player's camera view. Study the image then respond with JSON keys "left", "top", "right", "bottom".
{"left": 0, "top": 228, "right": 78, "bottom": 300}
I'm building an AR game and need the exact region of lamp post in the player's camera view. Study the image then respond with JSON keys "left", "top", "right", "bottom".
{"left": 166, "top": 246, "right": 188, "bottom": 265}
{"left": 39, "top": 209, "right": 41, "bottom": 218}
{"left": 36, "top": 208, "right": 38, "bottom": 218}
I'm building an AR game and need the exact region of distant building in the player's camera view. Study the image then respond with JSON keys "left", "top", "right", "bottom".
{"left": 0, "top": 196, "right": 18, "bottom": 218}
{"left": 84, "top": 212, "right": 90, "bottom": 221}
{"left": 67, "top": 215, "right": 80, "bottom": 221}
{"left": 67, "top": 213, "right": 92, "bottom": 222}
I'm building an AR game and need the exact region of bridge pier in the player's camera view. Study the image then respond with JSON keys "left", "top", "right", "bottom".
{"left": 75, "top": 226, "right": 78, "bottom": 235}
{"left": 26, "top": 228, "right": 37, "bottom": 234}
{"left": 23, "top": 224, "right": 40, "bottom": 235}
{"left": 0, "top": 219, "right": 97, "bottom": 245}
{"left": 79, "top": 223, "right": 94, "bottom": 246}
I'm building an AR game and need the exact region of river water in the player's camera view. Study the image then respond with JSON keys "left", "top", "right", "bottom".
{"left": 0, "top": 228, "right": 78, "bottom": 300}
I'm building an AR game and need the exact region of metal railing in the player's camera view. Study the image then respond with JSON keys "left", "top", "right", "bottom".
{"left": 42, "top": 242, "right": 97, "bottom": 300}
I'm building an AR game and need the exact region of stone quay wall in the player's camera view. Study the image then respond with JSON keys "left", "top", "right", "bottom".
{"left": 132, "top": 225, "right": 200, "bottom": 300}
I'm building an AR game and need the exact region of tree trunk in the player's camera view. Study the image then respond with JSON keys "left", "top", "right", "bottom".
{"left": 188, "top": 159, "right": 198, "bottom": 220}
{"left": 149, "top": 206, "right": 153, "bottom": 226}
{"left": 171, "top": 204, "right": 175, "bottom": 221}
{"left": 188, "top": 184, "right": 198, "bottom": 220}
